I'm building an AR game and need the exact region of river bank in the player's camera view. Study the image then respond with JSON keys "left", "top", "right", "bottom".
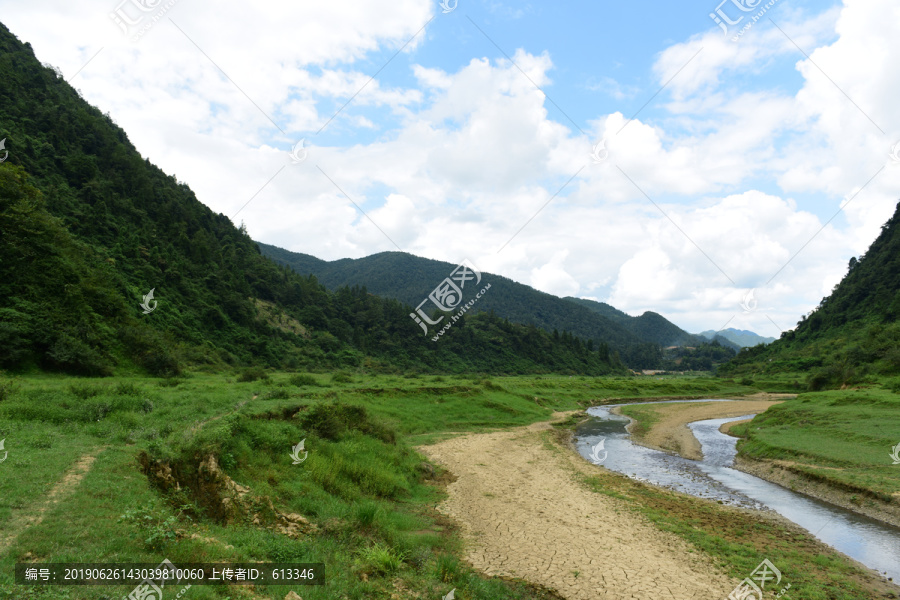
{"left": 614, "top": 394, "right": 900, "bottom": 530}
{"left": 419, "top": 411, "right": 898, "bottom": 599}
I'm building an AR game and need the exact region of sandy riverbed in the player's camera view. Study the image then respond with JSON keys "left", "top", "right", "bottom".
{"left": 418, "top": 414, "right": 739, "bottom": 600}
{"left": 612, "top": 394, "right": 795, "bottom": 460}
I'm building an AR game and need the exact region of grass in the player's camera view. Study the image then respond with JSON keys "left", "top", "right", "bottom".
{"left": 1, "top": 371, "right": 891, "bottom": 599}
{"left": 615, "top": 403, "right": 662, "bottom": 438}
{"left": 730, "top": 386, "right": 900, "bottom": 500}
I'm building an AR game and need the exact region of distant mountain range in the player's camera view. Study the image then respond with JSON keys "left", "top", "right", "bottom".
{"left": 696, "top": 328, "right": 774, "bottom": 348}
{"left": 257, "top": 244, "right": 736, "bottom": 369}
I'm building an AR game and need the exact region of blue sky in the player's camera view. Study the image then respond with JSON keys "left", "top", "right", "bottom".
{"left": 3, "top": 0, "right": 898, "bottom": 335}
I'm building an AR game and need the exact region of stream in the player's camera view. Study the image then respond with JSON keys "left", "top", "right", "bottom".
{"left": 574, "top": 400, "right": 900, "bottom": 581}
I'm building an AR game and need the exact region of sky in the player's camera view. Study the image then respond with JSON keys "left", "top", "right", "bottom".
{"left": 3, "top": 0, "right": 899, "bottom": 336}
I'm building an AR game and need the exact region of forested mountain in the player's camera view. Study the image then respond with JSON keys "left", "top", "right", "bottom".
{"left": 563, "top": 297, "right": 709, "bottom": 347}
{"left": 697, "top": 328, "right": 774, "bottom": 348}
{"left": 258, "top": 243, "right": 734, "bottom": 369}
{"left": 721, "top": 201, "right": 900, "bottom": 388}
{"left": 0, "top": 22, "right": 625, "bottom": 377}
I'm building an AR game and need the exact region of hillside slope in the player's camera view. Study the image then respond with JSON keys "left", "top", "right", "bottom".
{"left": 721, "top": 201, "right": 900, "bottom": 387}
{"left": 0, "top": 22, "right": 624, "bottom": 377}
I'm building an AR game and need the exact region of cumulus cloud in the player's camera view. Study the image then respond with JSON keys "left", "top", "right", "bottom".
{"left": 3, "top": 0, "right": 898, "bottom": 335}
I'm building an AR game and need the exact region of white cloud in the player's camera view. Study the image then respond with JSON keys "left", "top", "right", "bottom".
{"left": 3, "top": 0, "right": 898, "bottom": 337}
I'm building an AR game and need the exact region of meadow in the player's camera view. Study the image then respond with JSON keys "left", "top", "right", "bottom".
{"left": 0, "top": 371, "right": 894, "bottom": 599}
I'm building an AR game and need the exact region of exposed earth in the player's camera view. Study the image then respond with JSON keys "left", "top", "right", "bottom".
{"left": 419, "top": 414, "right": 739, "bottom": 600}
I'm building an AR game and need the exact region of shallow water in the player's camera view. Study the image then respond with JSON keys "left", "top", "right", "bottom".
{"left": 575, "top": 400, "right": 900, "bottom": 581}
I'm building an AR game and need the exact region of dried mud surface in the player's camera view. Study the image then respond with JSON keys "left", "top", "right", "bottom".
{"left": 419, "top": 414, "right": 739, "bottom": 600}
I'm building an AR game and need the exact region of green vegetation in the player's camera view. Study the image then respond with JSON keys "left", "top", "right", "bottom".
{"left": 730, "top": 387, "right": 900, "bottom": 500}
{"left": 576, "top": 461, "right": 882, "bottom": 600}
{"left": 0, "top": 23, "right": 624, "bottom": 378}
{"left": 0, "top": 372, "right": 758, "bottom": 599}
{"left": 257, "top": 243, "right": 739, "bottom": 370}
{"left": 616, "top": 404, "right": 661, "bottom": 438}
{"left": 721, "top": 201, "right": 900, "bottom": 389}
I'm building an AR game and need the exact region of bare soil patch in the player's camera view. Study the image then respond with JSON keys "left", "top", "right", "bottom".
{"left": 419, "top": 414, "right": 739, "bottom": 599}
{"left": 0, "top": 450, "right": 103, "bottom": 555}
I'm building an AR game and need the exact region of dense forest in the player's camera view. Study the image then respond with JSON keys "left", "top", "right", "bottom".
{"left": 258, "top": 243, "right": 734, "bottom": 369}
{"left": 0, "top": 23, "right": 626, "bottom": 377}
{"left": 721, "top": 201, "right": 900, "bottom": 388}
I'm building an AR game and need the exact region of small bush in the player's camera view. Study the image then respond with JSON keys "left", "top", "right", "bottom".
{"left": 0, "top": 377, "right": 20, "bottom": 402}
{"left": 115, "top": 382, "right": 142, "bottom": 396}
{"left": 289, "top": 374, "right": 320, "bottom": 387}
{"left": 119, "top": 503, "right": 191, "bottom": 551}
{"left": 739, "top": 377, "right": 754, "bottom": 387}
{"left": 298, "top": 402, "right": 395, "bottom": 443}
{"left": 262, "top": 389, "right": 289, "bottom": 400}
{"left": 331, "top": 371, "right": 353, "bottom": 384}
{"left": 69, "top": 383, "right": 103, "bottom": 399}
{"left": 237, "top": 367, "right": 269, "bottom": 383}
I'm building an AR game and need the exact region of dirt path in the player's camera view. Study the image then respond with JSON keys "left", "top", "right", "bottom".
{"left": 419, "top": 415, "right": 738, "bottom": 600}
{"left": 0, "top": 450, "right": 102, "bottom": 556}
{"left": 614, "top": 395, "right": 794, "bottom": 460}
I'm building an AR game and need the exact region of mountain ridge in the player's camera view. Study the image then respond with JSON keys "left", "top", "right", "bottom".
{"left": 256, "top": 243, "right": 732, "bottom": 369}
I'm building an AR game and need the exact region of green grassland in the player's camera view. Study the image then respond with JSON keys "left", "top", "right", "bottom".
{"left": 731, "top": 386, "right": 900, "bottom": 501}
{"left": 0, "top": 372, "right": 894, "bottom": 600}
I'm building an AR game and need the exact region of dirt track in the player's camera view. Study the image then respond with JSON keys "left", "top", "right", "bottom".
{"left": 419, "top": 415, "right": 738, "bottom": 600}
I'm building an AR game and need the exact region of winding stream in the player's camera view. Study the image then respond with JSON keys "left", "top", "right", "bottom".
{"left": 574, "top": 400, "right": 900, "bottom": 581}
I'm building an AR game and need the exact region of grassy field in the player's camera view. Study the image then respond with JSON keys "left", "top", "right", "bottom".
{"left": 0, "top": 371, "right": 892, "bottom": 599}
{"left": 730, "top": 386, "right": 900, "bottom": 501}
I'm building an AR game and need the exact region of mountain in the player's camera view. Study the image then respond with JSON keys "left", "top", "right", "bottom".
{"left": 721, "top": 201, "right": 900, "bottom": 387}
{"left": 697, "top": 328, "right": 774, "bottom": 348}
{"left": 563, "top": 297, "right": 707, "bottom": 347}
{"left": 257, "top": 244, "right": 731, "bottom": 369}
{"left": 0, "top": 22, "right": 624, "bottom": 377}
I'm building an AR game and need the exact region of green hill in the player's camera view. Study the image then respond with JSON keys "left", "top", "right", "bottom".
{"left": 563, "top": 297, "right": 709, "bottom": 347}
{"left": 256, "top": 244, "right": 732, "bottom": 369}
{"left": 721, "top": 201, "right": 900, "bottom": 388}
{"left": 0, "top": 22, "right": 624, "bottom": 377}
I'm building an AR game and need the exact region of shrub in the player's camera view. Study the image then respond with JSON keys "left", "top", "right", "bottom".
{"left": 237, "top": 367, "right": 269, "bottom": 382}
{"left": 115, "top": 382, "right": 142, "bottom": 396}
{"left": 298, "top": 402, "right": 395, "bottom": 443}
{"left": 69, "top": 383, "right": 103, "bottom": 399}
{"left": 0, "top": 377, "right": 20, "bottom": 402}
{"left": 331, "top": 371, "right": 353, "bottom": 384}
{"left": 289, "top": 374, "right": 319, "bottom": 387}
